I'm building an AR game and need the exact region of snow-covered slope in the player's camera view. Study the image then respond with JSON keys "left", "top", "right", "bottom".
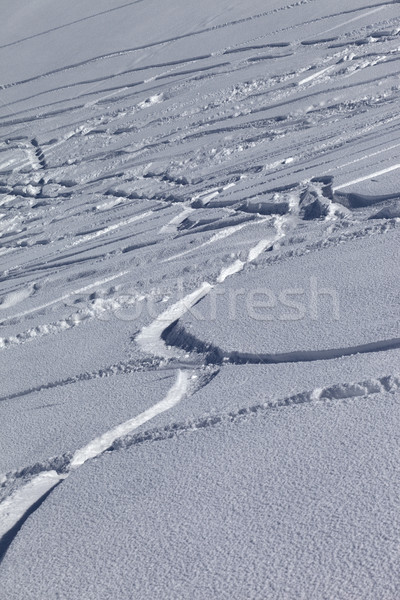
{"left": 1, "top": 1, "right": 400, "bottom": 598}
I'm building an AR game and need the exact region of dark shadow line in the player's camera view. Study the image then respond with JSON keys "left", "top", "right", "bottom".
{"left": 162, "top": 321, "right": 400, "bottom": 366}
{"left": 1, "top": 1, "right": 390, "bottom": 88}
{"left": 0, "top": 0, "right": 145, "bottom": 50}
{"left": 1, "top": 55, "right": 211, "bottom": 110}
{"left": 0, "top": 483, "right": 61, "bottom": 564}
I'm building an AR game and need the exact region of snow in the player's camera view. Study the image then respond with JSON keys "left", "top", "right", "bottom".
{"left": 1, "top": 0, "right": 400, "bottom": 597}
{"left": 70, "top": 369, "right": 191, "bottom": 468}
{"left": 172, "top": 227, "right": 400, "bottom": 358}
{"left": 136, "top": 283, "right": 213, "bottom": 359}
{"left": 2, "top": 388, "right": 400, "bottom": 599}
{"left": 333, "top": 163, "right": 400, "bottom": 191}
{"left": 0, "top": 470, "right": 64, "bottom": 550}
{"left": 0, "top": 370, "right": 178, "bottom": 474}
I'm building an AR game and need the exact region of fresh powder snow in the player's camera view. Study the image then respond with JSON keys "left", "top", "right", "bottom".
{"left": 0, "top": 0, "right": 400, "bottom": 598}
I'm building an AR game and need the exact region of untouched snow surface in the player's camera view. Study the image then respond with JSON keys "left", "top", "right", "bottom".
{"left": 1, "top": 0, "right": 400, "bottom": 598}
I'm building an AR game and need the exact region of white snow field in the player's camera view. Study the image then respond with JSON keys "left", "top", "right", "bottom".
{"left": 1, "top": 0, "right": 400, "bottom": 597}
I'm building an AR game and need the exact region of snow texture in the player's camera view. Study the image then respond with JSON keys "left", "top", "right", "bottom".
{"left": 1, "top": 0, "right": 400, "bottom": 597}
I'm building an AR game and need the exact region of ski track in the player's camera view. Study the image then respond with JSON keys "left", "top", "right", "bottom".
{"left": 159, "top": 205, "right": 195, "bottom": 234}
{"left": 107, "top": 374, "right": 400, "bottom": 451}
{"left": 0, "top": 0, "right": 325, "bottom": 91}
{"left": 2, "top": 371, "right": 399, "bottom": 561}
{"left": 0, "top": 370, "right": 191, "bottom": 558}
{"left": 164, "top": 322, "right": 400, "bottom": 366}
{"left": 0, "top": 217, "right": 285, "bottom": 547}
{"left": 70, "top": 369, "right": 191, "bottom": 468}
{"left": 1, "top": 0, "right": 400, "bottom": 571}
{"left": 162, "top": 221, "right": 252, "bottom": 263}
{"left": 141, "top": 217, "right": 286, "bottom": 358}
{"left": 0, "top": 271, "right": 130, "bottom": 325}
{"left": 333, "top": 163, "right": 400, "bottom": 190}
